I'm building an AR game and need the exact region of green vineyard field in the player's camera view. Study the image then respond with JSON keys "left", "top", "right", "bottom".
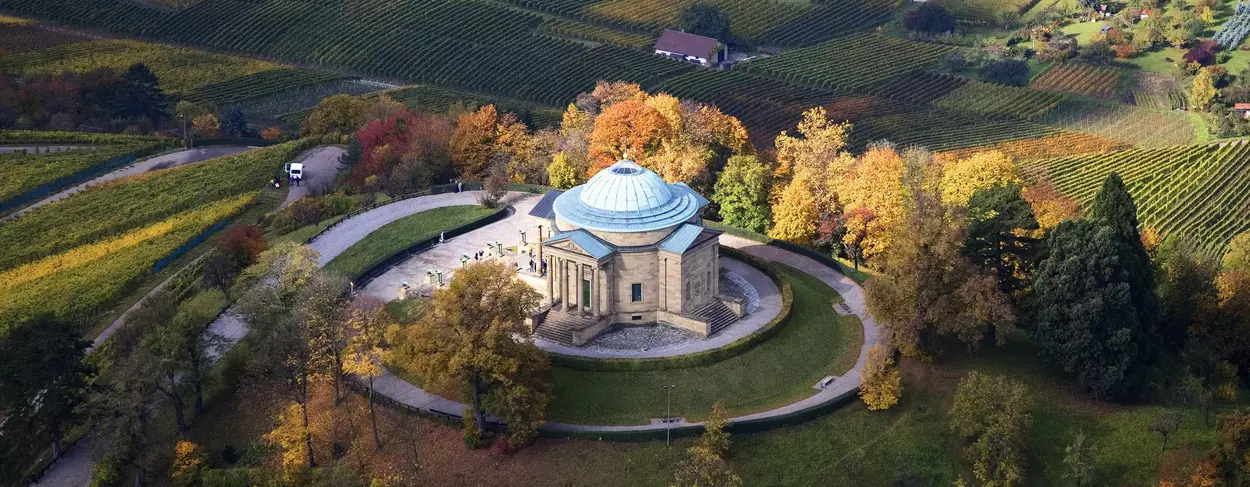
{"left": 0, "top": 0, "right": 693, "bottom": 107}
{"left": 1030, "top": 63, "right": 1124, "bottom": 99}
{"left": 0, "top": 39, "right": 282, "bottom": 94}
{"left": 182, "top": 68, "right": 349, "bottom": 106}
{"left": 738, "top": 34, "right": 955, "bottom": 91}
{"left": 656, "top": 70, "right": 844, "bottom": 146}
{"left": 372, "top": 85, "right": 565, "bottom": 129}
{"left": 935, "top": 81, "right": 1067, "bottom": 119}
{"left": 850, "top": 109, "right": 1061, "bottom": 151}
{"left": 501, "top": 0, "right": 896, "bottom": 47}
{"left": 863, "top": 71, "right": 968, "bottom": 105}
{"left": 1023, "top": 141, "right": 1250, "bottom": 259}
{"left": 1038, "top": 100, "right": 1199, "bottom": 147}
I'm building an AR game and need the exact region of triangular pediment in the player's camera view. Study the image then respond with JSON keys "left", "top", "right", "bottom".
{"left": 548, "top": 239, "right": 589, "bottom": 256}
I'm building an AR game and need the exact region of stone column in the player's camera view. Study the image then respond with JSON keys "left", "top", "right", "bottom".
{"left": 536, "top": 225, "right": 544, "bottom": 264}
{"left": 592, "top": 265, "right": 601, "bottom": 317}
{"left": 660, "top": 257, "right": 668, "bottom": 312}
{"left": 546, "top": 255, "right": 555, "bottom": 306}
{"left": 574, "top": 262, "right": 583, "bottom": 312}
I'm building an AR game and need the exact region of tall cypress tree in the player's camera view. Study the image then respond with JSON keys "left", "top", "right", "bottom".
{"left": 1031, "top": 173, "right": 1161, "bottom": 400}
{"left": 112, "top": 63, "right": 169, "bottom": 125}
{"left": 962, "top": 183, "right": 1041, "bottom": 296}
{"left": 1089, "top": 173, "right": 1161, "bottom": 355}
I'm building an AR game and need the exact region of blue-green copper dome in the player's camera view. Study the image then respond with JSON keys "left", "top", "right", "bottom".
{"left": 553, "top": 160, "right": 708, "bottom": 233}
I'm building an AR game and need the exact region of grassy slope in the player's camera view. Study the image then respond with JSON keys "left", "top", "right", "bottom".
{"left": 323, "top": 205, "right": 495, "bottom": 279}
{"left": 547, "top": 265, "right": 863, "bottom": 425}
{"left": 727, "top": 331, "right": 1235, "bottom": 486}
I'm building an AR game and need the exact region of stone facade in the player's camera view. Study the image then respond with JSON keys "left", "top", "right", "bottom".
{"left": 532, "top": 159, "right": 730, "bottom": 345}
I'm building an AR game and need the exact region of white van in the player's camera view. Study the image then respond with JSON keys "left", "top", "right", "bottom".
{"left": 285, "top": 162, "right": 304, "bottom": 181}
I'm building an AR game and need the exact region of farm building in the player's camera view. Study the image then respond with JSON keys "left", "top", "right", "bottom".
{"left": 1236, "top": 103, "right": 1250, "bottom": 118}
{"left": 654, "top": 29, "right": 727, "bottom": 66}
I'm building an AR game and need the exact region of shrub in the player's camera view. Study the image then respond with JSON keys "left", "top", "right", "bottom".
{"left": 979, "top": 59, "right": 1030, "bottom": 86}
{"left": 904, "top": 4, "right": 955, "bottom": 34}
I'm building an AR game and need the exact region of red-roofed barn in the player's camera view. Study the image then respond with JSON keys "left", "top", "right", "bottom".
{"left": 654, "top": 29, "right": 727, "bottom": 66}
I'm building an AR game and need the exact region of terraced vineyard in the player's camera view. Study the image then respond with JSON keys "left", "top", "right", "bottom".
{"left": 738, "top": 34, "right": 955, "bottom": 91}
{"left": 850, "top": 109, "right": 1060, "bottom": 152}
{"left": 539, "top": 18, "right": 654, "bottom": 49}
{"left": 0, "top": 19, "right": 85, "bottom": 55}
{"left": 0, "top": 39, "right": 282, "bottom": 94}
{"left": 0, "top": 0, "right": 693, "bottom": 107}
{"left": 0, "top": 132, "right": 172, "bottom": 213}
{"left": 182, "top": 68, "right": 349, "bottom": 106}
{"left": 1038, "top": 100, "right": 1198, "bottom": 147}
{"left": 1030, "top": 63, "right": 1123, "bottom": 99}
{"left": 863, "top": 71, "right": 968, "bottom": 105}
{"left": 935, "top": 81, "right": 1067, "bottom": 119}
{"left": 1022, "top": 141, "right": 1250, "bottom": 259}
{"left": 931, "top": 0, "right": 1041, "bottom": 22}
{"left": 502, "top": 0, "right": 897, "bottom": 46}
{"left": 939, "top": 132, "right": 1126, "bottom": 162}
{"left": 372, "top": 85, "right": 565, "bottom": 129}
{"left": 233, "top": 79, "right": 382, "bottom": 124}
{"left": 656, "top": 70, "right": 844, "bottom": 146}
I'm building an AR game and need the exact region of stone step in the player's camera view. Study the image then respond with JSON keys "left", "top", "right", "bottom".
{"left": 695, "top": 301, "right": 739, "bottom": 336}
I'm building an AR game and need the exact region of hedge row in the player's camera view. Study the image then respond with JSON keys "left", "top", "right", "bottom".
{"left": 547, "top": 246, "right": 793, "bottom": 372}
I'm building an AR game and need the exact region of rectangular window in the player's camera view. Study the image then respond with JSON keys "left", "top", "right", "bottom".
{"left": 631, "top": 283, "right": 642, "bottom": 302}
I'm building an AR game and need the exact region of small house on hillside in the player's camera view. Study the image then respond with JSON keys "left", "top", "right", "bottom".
{"left": 654, "top": 29, "right": 727, "bottom": 66}
{"left": 1235, "top": 103, "right": 1250, "bottom": 118}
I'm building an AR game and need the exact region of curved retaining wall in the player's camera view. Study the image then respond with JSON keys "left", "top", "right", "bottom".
{"left": 547, "top": 247, "right": 794, "bottom": 372}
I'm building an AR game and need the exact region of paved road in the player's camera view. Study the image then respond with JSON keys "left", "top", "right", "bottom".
{"left": 280, "top": 146, "right": 345, "bottom": 209}
{"left": 4, "top": 146, "right": 253, "bottom": 221}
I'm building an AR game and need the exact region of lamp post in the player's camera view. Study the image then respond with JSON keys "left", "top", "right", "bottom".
{"left": 663, "top": 384, "right": 677, "bottom": 446}
{"left": 179, "top": 114, "right": 188, "bottom": 149}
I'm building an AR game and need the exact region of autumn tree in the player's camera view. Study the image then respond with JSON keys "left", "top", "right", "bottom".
{"left": 0, "top": 314, "right": 92, "bottom": 459}
{"left": 236, "top": 243, "right": 326, "bottom": 467}
{"left": 587, "top": 98, "right": 671, "bottom": 172}
{"left": 864, "top": 150, "right": 1014, "bottom": 358}
{"left": 204, "top": 224, "right": 267, "bottom": 299}
{"left": 1211, "top": 409, "right": 1250, "bottom": 484}
{"left": 773, "top": 107, "right": 854, "bottom": 203}
{"left": 1156, "top": 238, "right": 1219, "bottom": 353}
{"left": 302, "top": 94, "right": 367, "bottom": 139}
{"left": 398, "top": 260, "right": 549, "bottom": 446}
{"left": 1190, "top": 67, "right": 1218, "bottom": 112}
{"left": 962, "top": 183, "right": 1041, "bottom": 296}
{"left": 859, "top": 344, "right": 901, "bottom": 410}
{"left": 767, "top": 175, "right": 819, "bottom": 244}
{"left": 1022, "top": 177, "right": 1080, "bottom": 230}
{"left": 170, "top": 440, "right": 206, "bottom": 487}
{"left": 546, "top": 152, "right": 579, "bottom": 189}
{"left": 950, "top": 372, "right": 1032, "bottom": 487}
{"left": 939, "top": 151, "right": 1023, "bottom": 207}
{"left": 838, "top": 144, "right": 907, "bottom": 260}
{"left": 712, "top": 155, "right": 772, "bottom": 233}
{"left": 673, "top": 401, "right": 741, "bottom": 487}
{"left": 343, "top": 298, "right": 388, "bottom": 451}
{"left": 1225, "top": 232, "right": 1250, "bottom": 272}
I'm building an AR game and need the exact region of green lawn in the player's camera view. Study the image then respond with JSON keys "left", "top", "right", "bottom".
{"left": 714, "top": 331, "right": 1238, "bottom": 486}
{"left": 547, "top": 265, "right": 864, "bottom": 425}
{"left": 323, "top": 205, "right": 496, "bottom": 279}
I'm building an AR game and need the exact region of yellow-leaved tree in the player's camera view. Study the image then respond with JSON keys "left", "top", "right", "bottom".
{"left": 768, "top": 175, "right": 819, "bottom": 244}
{"left": 860, "top": 344, "right": 901, "bottom": 410}
{"left": 839, "top": 144, "right": 907, "bottom": 260}
{"left": 939, "top": 150, "right": 1022, "bottom": 208}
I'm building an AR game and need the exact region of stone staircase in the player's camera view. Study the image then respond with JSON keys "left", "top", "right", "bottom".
{"left": 535, "top": 309, "right": 599, "bottom": 346}
{"left": 695, "top": 301, "right": 739, "bottom": 336}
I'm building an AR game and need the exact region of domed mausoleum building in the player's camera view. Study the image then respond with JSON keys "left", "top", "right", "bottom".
{"left": 528, "top": 159, "right": 742, "bottom": 346}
